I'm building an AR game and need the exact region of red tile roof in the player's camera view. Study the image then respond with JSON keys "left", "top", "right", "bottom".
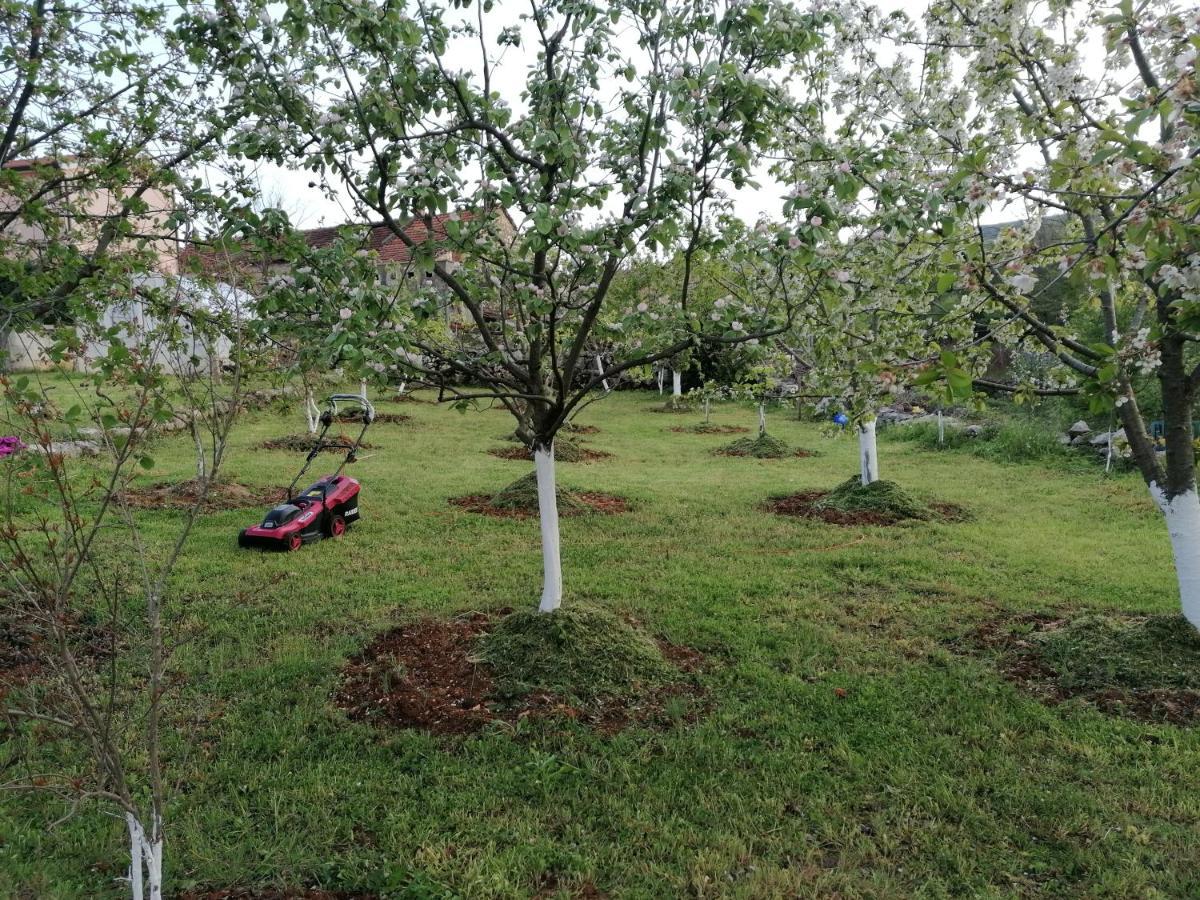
{"left": 179, "top": 208, "right": 507, "bottom": 278}
{"left": 300, "top": 211, "right": 478, "bottom": 264}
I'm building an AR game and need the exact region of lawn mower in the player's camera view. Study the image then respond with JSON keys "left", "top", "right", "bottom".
{"left": 238, "top": 394, "right": 375, "bottom": 551}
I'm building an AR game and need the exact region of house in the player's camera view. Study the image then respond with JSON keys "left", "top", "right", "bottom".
{"left": 1, "top": 156, "right": 179, "bottom": 274}
{"left": 1, "top": 157, "right": 244, "bottom": 372}
{"left": 178, "top": 207, "right": 515, "bottom": 325}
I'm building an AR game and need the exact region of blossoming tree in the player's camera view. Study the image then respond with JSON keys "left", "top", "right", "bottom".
{"left": 195, "top": 0, "right": 823, "bottom": 612}
{"left": 871, "top": 0, "right": 1200, "bottom": 626}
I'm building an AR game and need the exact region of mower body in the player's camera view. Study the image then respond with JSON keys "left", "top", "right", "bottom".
{"left": 238, "top": 474, "right": 361, "bottom": 551}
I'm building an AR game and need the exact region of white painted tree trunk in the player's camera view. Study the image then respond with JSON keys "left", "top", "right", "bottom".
{"left": 534, "top": 445, "right": 563, "bottom": 613}
{"left": 595, "top": 355, "right": 610, "bottom": 392}
{"left": 397, "top": 380, "right": 407, "bottom": 396}
{"left": 704, "top": 397, "right": 711, "bottom": 424}
{"left": 125, "top": 814, "right": 162, "bottom": 900}
{"left": 937, "top": 409, "right": 944, "bottom": 445}
{"left": 126, "top": 814, "right": 144, "bottom": 900}
{"left": 656, "top": 368, "right": 664, "bottom": 395}
{"left": 672, "top": 369, "right": 682, "bottom": 398}
{"left": 757, "top": 402, "right": 766, "bottom": 436}
{"left": 858, "top": 418, "right": 879, "bottom": 485}
{"left": 1150, "top": 484, "right": 1200, "bottom": 629}
{"left": 304, "top": 389, "right": 319, "bottom": 434}
{"left": 359, "top": 379, "right": 367, "bottom": 399}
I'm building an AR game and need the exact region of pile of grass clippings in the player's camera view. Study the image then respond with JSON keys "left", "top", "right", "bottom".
{"left": 715, "top": 433, "right": 811, "bottom": 459}
{"left": 671, "top": 423, "right": 750, "bottom": 435}
{"left": 259, "top": 433, "right": 375, "bottom": 453}
{"left": 477, "top": 604, "right": 676, "bottom": 704}
{"left": 648, "top": 397, "right": 694, "bottom": 414}
{"left": 488, "top": 471, "right": 591, "bottom": 513}
{"left": 814, "top": 475, "right": 930, "bottom": 520}
{"left": 488, "top": 442, "right": 611, "bottom": 463}
{"left": 969, "top": 613, "right": 1200, "bottom": 726}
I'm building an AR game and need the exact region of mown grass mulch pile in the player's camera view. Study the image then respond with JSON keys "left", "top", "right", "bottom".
{"left": 119, "top": 479, "right": 285, "bottom": 512}
{"left": 258, "top": 434, "right": 376, "bottom": 454}
{"left": 768, "top": 475, "right": 963, "bottom": 526}
{"left": 487, "top": 441, "right": 612, "bottom": 463}
{"left": 966, "top": 612, "right": 1200, "bottom": 726}
{"left": 450, "top": 471, "right": 628, "bottom": 518}
{"left": 714, "top": 433, "right": 815, "bottom": 459}
{"left": 646, "top": 398, "right": 694, "bottom": 414}
{"left": 334, "top": 604, "right": 705, "bottom": 736}
{"left": 670, "top": 423, "right": 750, "bottom": 435}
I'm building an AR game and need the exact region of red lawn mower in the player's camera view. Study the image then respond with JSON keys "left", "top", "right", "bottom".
{"left": 238, "top": 394, "right": 375, "bottom": 551}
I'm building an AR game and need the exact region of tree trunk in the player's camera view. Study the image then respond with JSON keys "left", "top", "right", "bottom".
{"left": 1150, "top": 485, "right": 1200, "bottom": 629}
{"left": 937, "top": 408, "right": 944, "bottom": 445}
{"left": 534, "top": 443, "right": 562, "bottom": 613}
{"left": 190, "top": 415, "right": 205, "bottom": 482}
{"left": 858, "top": 418, "right": 879, "bottom": 485}
{"left": 757, "top": 402, "right": 766, "bottom": 436}
{"left": 125, "top": 813, "right": 162, "bottom": 900}
{"left": 359, "top": 379, "right": 367, "bottom": 399}
{"left": 672, "top": 369, "right": 682, "bottom": 398}
{"left": 126, "top": 814, "right": 145, "bottom": 900}
{"left": 595, "top": 355, "right": 609, "bottom": 392}
{"left": 657, "top": 368, "right": 664, "bottom": 395}
{"left": 304, "top": 388, "right": 318, "bottom": 435}
{"left": 704, "top": 396, "right": 711, "bottom": 424}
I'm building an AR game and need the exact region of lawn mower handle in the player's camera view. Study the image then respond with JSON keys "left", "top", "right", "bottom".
{"left": 285, "top": 393, "right": 377, "bottom": 498}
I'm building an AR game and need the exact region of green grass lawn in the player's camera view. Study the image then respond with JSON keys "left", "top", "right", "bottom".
{"left": 3, "top": 388, "right": 1199, "bottom": 898}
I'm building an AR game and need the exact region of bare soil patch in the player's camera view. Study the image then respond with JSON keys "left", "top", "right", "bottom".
{"left": 487, "top": 445, "right": 613, "bottom": 464}
{"left": 962, "top": 612, "right": 1200, "bottom": 727}
{"left": 449, "top": 492, "right": 628, "bottom": 519}
{"left": 259, "top": 434, "right": 376, "bottom": 453}
{"left": 766, "top": 490, "right": 965, "bottom": 526}
{"left": 119, "top": 480, "right": 285, "bottom": 512}
{"left": 563, "top": 423, "right": 600, "bottom": 435}
{"left": 333, "top": 611, "right": 705, "bottom": 737}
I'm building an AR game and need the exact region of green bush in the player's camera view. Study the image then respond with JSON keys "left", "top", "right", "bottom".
{"left": 883, "top": 419, "right": 1072, "bottom": 466}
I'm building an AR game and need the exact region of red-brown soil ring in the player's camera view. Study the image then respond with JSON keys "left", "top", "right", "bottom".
{"left": 766, "top": 490, "right": 965, "bottom": 526}
{"left": 449, "top": 492, "right": 628, "bottom": 519}
{"left": 334, "top": 412, "right": 411, "bottom": 425}
{"left": 1, "top": 618, "right": 114, "bottom": 688}
{"left": 564, "top": 424, "right": 601, "bottom": 435}
{"left": 669, "top": 424, "right": 750, "bottom": 435}
{"left": 332, "top": 612, "right": 705, "bottom": 737}
{"left": 487, "top": 446, "right": 613, "bottom": 463}
{"left": 119, "top": 480, "right": 286, "bottom": 512}
{"left": 258, "top": 434, "right": 376, "bottom": 453}
{"left": 963, "top": 613, "right": 1200, "bottom": 727}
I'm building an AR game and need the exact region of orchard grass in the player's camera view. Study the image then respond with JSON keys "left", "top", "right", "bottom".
{"left": 3, "top": 385, "right": 1198, "bottom": 898}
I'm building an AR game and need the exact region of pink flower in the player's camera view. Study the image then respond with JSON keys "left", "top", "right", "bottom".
{"left": 339, "top": 307, "right": 353, "bottom": 320}
{"left": 637, "top": 302, "right": 649, "bottom": 312}
{"left": 837, "top": 161, "right": 852, "bottom": 174}
{"left": 810, "top": 215, "right": 823, "bottom": 227}
{"left": 788, "top": 235, "right": 802, "bottom": 249}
